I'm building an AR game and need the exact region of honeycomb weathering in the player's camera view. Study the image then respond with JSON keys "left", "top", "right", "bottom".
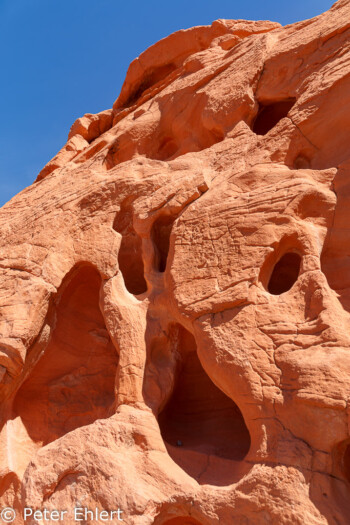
{"left": 1, "top": 1, "right": 350, "bottom": 523}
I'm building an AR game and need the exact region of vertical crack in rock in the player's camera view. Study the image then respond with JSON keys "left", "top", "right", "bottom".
{"left": 288, "top": 115, "right": 320, "bottom": 151}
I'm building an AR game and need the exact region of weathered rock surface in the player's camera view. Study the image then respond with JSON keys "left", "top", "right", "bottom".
{"left": 1, "top": 1, "right": 350, "bottom": 523}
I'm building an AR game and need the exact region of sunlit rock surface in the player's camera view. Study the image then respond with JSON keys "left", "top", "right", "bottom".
{"left": 1, "top": 1, "right": 350, "bottom": 523}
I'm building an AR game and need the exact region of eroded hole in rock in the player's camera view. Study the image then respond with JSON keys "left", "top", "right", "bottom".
{"left": 293, "top": 191, "right": 333, "bottom": 220}
{"left": 114, "top": 201, "right": 147, "bottom": 294}
{"left": 158, "top": 325, "right": 251, "bottom": 486}
{"left": 104, "top": 141, "right": 120, "bottom": 170}
{"left": 268, "top": 252, "right": 301, "bottom": 295}
{"left": 155, "top": 136, "right": 178, "bottom": 161}
{"left": 253, "top": 98, "right": 296, "bottom": 136}
{"left": 151, "top": 215, "right": 176, "bottom": 272}
{"left": 13, "top": 264, "right": 118, "bottom": 445}
{"left": 294, "top": 154, "right": 311, "bottom": 169}
{"left": 0, "top": 472, "right": 20, "bottom": 503}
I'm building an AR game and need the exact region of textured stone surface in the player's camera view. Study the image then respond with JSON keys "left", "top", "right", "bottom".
{"left": 1, "top": 1, "right": 350, "bottom": 523}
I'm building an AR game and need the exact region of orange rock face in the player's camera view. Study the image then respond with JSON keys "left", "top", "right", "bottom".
{"left": 1, "top": 1, "right": 350, "bottom": 523}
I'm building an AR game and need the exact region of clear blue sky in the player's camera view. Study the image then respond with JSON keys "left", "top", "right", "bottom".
{"left": 0, "top": 0, "right": 335, "bottom": 207}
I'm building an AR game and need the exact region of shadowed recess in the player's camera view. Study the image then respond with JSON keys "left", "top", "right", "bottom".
{"left": 151, "top": 215, "right": 176, "bottom": 272}
{"left": 158, "top": 325, "right": 250, "bottom": 486}
{"left": 155, "top": 136, "right": 178, "bottom": 161}
{"left": 123, "top": 63, "right": 177, "bottom": 108}
{"left": 293, "top": 154, "right": 311, "bottom": 169}
{"left": 114, "top": 201, "right": 147, "bottom": 294}
{"left": 343, "top": 443, "right": 350, "bottom": 483}
{"left": 253, "top": 98, "right": 296, "bottom": 135}
{"left": 0, "top": 472, "right": 20, "bottom": 502}
{"left": 320, "top": 169, "right": 350, "bottom": 313}
{"left": 268, "top": 252, "right": 301, "bottom": 295}
{"left": 12, "top": 264, "right": 118, "bottom": 445}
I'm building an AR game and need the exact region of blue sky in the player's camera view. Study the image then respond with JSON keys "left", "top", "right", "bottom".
{"left": 0, "top": 0, "right": 335, "bottom": 207}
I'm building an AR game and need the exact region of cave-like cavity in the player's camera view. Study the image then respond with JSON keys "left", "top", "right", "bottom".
{"left": 13, "top": 264, "right": 118, "bottom": 445}
{"left": 158, "top": 325, "right": 250, "bottom": 485}
{"left": 114, "top": 201, "right": 147, "bottom": 294}
{"left": 151, "top": 214, "right": 176, "bottom": 273}
{"left": 253, "top": 98, "right": 296, "bottom": 135}
{"left": 268, "top": 252, "right": 301, "bottom": 295}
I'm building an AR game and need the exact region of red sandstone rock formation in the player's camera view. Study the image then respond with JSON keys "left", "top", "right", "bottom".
{"left": 1, "top": 1, "right": 350, "bottom": 523}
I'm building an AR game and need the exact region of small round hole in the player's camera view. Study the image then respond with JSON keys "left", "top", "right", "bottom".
{"left": 293, "top": 154, "right": 311, "bottom": 169}
{"left": 268, "top": 252, "right": 302, "bottom": 295}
